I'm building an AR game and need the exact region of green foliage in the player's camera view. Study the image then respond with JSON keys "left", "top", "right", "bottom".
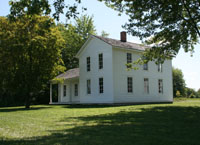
{"left": 0, "top": 16, "right": 65, "bottom": 108}
{"left": 99, "top": 0, "right": 200, "bottom": 63}
{"left": 9, "top": 0, "right": 85, "bottom": 21}
{"left": 186, "top": 87, "right": 199, "bottom": 98}
{"left": 1, "top": 99, "right": 200, "bottom": 145}
{"left": 58, "top": 15, "right": 96, "bottom": 69}
{"left": 101, "top": 30, "right": 109, "bottom": 37}
{"left": 172, "top": 67, "right": 186, "bottom": 97}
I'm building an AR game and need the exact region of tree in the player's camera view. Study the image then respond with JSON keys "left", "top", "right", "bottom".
{"left": 58, "top": 15, "right": 96, "bottom": 70}
{"left": 172, "top": 67, "right": 186, "bottom": 97}
{"left": 101, "top": 30, "right": 109, "bottom": 37}
{"left": 0, "top": 16, "right": 65, "bottom": 108}
{"left": 99, "top": 0, "right": 200, "bottom": 63}
{"left": 9, "top": 0, "right": 85, "bottom": 21}
{"left": 185, "top": 87, "right": 199, "bottom": 98}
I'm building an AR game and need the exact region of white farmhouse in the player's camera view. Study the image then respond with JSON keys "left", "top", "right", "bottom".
{"left": 50, "top": 32, "right": 173, "bottom": 104}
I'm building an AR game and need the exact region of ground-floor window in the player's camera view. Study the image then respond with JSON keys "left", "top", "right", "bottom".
{"left": 99, "top": 78, "right": 104, "bottom": 94}
{"left": 75, "top": 84, "right": 78, "bottom": 96}
{"left": 87, "top": 79, "right": 91, "bottom": 94}
{"left": 63, "top": 85, "right": 67, "bottom": 97}
{"left": 144, "top": 78, "right": 149, "bottom": 94}
{"left": 158, "top": 79, "right": 163, "bottom": 94}
{"left": 127, "top": 77, "right": 133, "bottom": 93}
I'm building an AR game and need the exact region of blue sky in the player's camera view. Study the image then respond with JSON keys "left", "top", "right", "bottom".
{"left": 1, "top": 0, "right": 199, "bottom": 90}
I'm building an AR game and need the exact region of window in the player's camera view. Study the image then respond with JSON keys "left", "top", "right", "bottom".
{"left": 144, "top": 78, "right": 149, "bottom": 94}
{"left": 127, "top": 53, "right": 132, "bottom": 68}
{"left": 158, "top": 63, "right": 162, "bottom": 72}
{"left": 74, "top": 84, "right": 78, "bottom": 96}
{"left": 87, "top": 80, "right": 91, "bottom": 94}
{"left": 158, "top": 79, "right": 163, "bottom": 94}
{"left": 63, "top": 85, "right": 67, "bottom": 97}
{"left": 99, "top": 78, "right": 104, "bottom": 94}
{"left": 143, "top": 63, "right": 148, "bottom": 70}
{"left": 99, "top": 53, "right": 103, "bottom": 69}
{"left": 87, "top": 57, "right": 90, "bottom": 72}
{"left": 127, "top": 77, "right": 133, "bottom": 93}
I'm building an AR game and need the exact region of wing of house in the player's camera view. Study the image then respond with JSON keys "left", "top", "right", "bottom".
{"left": 50, "top": 32, "right": 173, "bottom": 104}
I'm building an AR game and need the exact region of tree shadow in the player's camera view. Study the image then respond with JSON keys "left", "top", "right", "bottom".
{"left": 1, "top": 106, "right": 200, "bottom": 145}
{"left": 0, "top": 106, "right": 52, "bottom": 112}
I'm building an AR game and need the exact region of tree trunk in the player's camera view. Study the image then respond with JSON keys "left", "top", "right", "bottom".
{"left": 25, "top": 93, "right": 31, "bottom": 109}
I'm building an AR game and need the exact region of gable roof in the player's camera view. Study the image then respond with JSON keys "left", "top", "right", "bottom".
{"left": 56, "top": 68, "right": 79, "bottom": 80}
{"left": 93, "top": 35, "right": 149, "bottom": 51}
{"left": 76, "top": 35, "right": 149, "bottom": 58}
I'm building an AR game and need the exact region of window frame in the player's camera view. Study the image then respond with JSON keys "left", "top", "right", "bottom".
{"left": 158, "top": 63, "right": 162, "bottom": 72}
{"left": 143, "top": 63, "right": 148, "bottom": 70}
{"left": 74, "top": 84, "right": 78, "bottom": 96}
{"left": 86, "top": 57, "right": 90, "bottom": 72}
{"left": 99, "top": 77, "right": 104, "bottom": 94}
{"left": 87, "top": 79, "right": 91, "bottom": 94}
{"left": 144, "top": 78, "right": 149, "bottom": 94}
{"left": 127, "top": 53, "right": 132, "bottom": 68}
{"left": 63, "top": 85, "right": 67, "bottom": 97}
{"left": 99, "top": 53, "right": 103, "bottom": 69}
{"left": 158, "top": 79, "right": 163, "bottom": 94}
{"left": 127, "top": 77, "right": 133, "bottom": 93}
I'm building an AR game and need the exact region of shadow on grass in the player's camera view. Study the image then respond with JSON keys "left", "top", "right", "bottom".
{"left": 1, "top": 106, "right": 200, "bottom": 145}
{"left": 0, "top": 106, "right": 52, "bottom": 112}
{"left": 62, "top": 102, "right": 172, "bottom": 109}
{"left": 61, "top": 104, "right": 131, "bottom": 109}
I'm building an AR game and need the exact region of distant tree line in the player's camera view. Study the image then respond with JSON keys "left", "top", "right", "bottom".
{"left": 173, "top": 67, "right": 200, "bottom": 98}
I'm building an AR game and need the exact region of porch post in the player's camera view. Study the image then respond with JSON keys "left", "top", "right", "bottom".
{"left": 50, "top": 83, "right": 52, "bottom": 104}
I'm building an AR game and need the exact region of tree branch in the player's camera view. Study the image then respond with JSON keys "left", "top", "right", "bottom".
{"left": 182, "top": 0, "right": 200, "bottom": 37}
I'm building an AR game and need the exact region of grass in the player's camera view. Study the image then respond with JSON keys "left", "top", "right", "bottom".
{"left": 0, "top": 98, "right": 200, "bottom": 145}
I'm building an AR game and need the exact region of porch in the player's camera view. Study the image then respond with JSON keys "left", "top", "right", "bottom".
{"left": 49, "top": 68, "right": 80, "bottom": 104}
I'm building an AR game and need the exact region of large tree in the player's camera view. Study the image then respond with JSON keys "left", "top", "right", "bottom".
{"left": 0, "top": 16, "right": 65, "bottom": 108}
{"left": 9, "top": 0, "right": 85, "bottom": 21}
{"left": 58, "top": 15, "right": 96, "bottom": 69}
{"left": 99, "top": 0, "right": 200, "bottom": 63}
{"left": 172, "top": 67, "right": 186, "bottom": 97}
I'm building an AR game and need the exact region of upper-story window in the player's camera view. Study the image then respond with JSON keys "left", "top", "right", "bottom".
{"left": 127, "top": 53, "right": 132, "bottom": 68}
{"left": 63, "top": 85, "right": 67, "bottom": 97}
{"left": 143, "top": 63, "right": 148, "bottom": 70}
{"left": 74, "top": 84, "right": 78, "bottom": 96}
{"left": 144, "top": 78, "right": 149, "bottom": 94}
{"left": 127, "top": 77, "right": 133, "bottom": 93}
{"left": 158, "top": 63, "right": 162, "bottom": 72}
{"left": 99, "top": 53, "right": 103, "bottom": 69}
{"left": 86, "top": 57, "right": 90, "bottom": 72}
{"left": 87, "top": 79, "right": 91, "bottom": 94}
{"left": 99, "top": 78, "right": 104, "bottom": 94}
{"left": 158, "top": 79, "right": 163, "bottom": 94}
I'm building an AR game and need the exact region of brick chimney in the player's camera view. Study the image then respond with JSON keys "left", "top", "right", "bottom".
{"left": 120, "top": 31, "right": 127, "bottom": 42}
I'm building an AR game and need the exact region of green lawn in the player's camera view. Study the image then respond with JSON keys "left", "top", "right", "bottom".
{"left": 0, "top": 98, "right": 200, "bottom": 145}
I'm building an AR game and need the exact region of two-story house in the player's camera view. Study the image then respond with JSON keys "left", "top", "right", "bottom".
{"left": 50, "top": 32, "right": 173, "bottom": 104}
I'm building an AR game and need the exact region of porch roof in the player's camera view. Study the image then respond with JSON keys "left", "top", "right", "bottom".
{"left": 56, "top": 68, "right": 79, "bottom": 80}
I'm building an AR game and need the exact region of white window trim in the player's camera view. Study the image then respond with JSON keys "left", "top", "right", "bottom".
{"left": 158, "top": 79, "right": 163, "bottom": 94}
{"left": 99, "top": 53, "right": 103, "bottom": 70}
{"left": 86, "top": 57, "right": 91, "bottom": 72}
{"left": 63, "top": 85, "right": 67, "bottom": 97}
{"left": 99, "top": 77, "right": 104, "bottom": 94}
{"left": 127, "top": 77, "right": 133, "bottom": 93}
{"left": 86, "top": 79, "right": 91, "bottom": 95}
{"left": 74, "top": 84, "right": 78, "bottom": 96}
{"left": 144, "top": 78, "right": 149, "bottom": 94}
{"left": 127, "top": 53, "right": 132, "bottom": 68}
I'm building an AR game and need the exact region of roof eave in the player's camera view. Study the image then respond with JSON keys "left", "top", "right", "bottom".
{"left": 113, "top": 46, "right": 145, "bottom": 53}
